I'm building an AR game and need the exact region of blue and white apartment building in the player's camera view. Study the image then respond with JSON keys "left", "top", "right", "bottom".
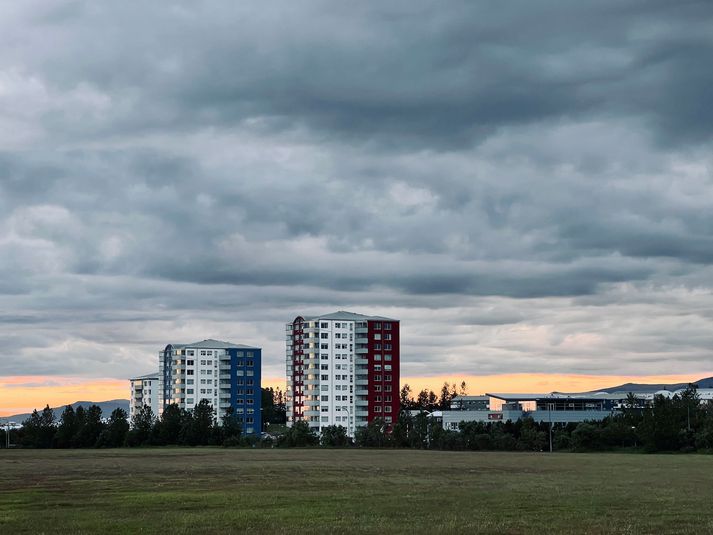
{"left": 154, "top": 339, "right": 262, "bottom": 435}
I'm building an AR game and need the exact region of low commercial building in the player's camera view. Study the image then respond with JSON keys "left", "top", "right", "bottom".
{"left": 441, "top": 392, "right": 626, "bottom": 431}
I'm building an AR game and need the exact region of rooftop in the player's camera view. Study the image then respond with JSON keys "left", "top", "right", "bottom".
{"left": 172, "top": 339, "right": 261, "bottom": 350}
{"left": 300, "top": 310, "right": 399, "bottom": 322}
{"left": 130, "top": 371, "right": 159, "bottom": 381}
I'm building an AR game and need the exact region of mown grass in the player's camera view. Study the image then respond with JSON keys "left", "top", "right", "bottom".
{"left": 1, "top": 448, "right": 712, "bottom": 534}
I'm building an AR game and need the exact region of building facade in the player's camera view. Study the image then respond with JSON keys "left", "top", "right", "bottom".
{"left": 129, "top": 372, "right": 159, "bottom": 422}
{"left": 286, "top": 311, "right": 400, "bottom": 436}
{"left": 157, "top": 339, "right": 262, "bottom": 435}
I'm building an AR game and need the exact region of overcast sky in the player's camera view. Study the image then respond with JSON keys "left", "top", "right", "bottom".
{"left": 1, "top": 1, "right": 713, "bottom": 386}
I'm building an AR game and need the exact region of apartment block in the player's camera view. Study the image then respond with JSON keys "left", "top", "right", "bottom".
{"left": 286, "top": 311, "right": 400, "bottom": 436}
{"left": 129, "top": 372, "right": 159, "bottom": 422}
{"left": 157, "top": 339, "right": 262, "bottom": 435}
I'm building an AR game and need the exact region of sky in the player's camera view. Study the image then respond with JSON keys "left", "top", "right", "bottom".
{"left": 1, "top": 1, "right": 713, "bottom": 415}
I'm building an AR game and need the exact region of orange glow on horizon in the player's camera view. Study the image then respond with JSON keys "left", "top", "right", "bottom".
{"left": 2, "top": 372, "right": 710, "bottom": 417}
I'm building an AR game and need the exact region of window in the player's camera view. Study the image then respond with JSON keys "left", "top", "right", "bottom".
{"left": 384, "top": 365, "right": 392, "bottom": 371}
{"left": 237, "top": 351, "right": 244, "bottom": 357}
{"left": 187, "top": 350, "right": 195, "bottom": 356}
{"left": 321, "top": 406, "right": 329, "bottom": 412}
{"left": 247, "top": 379, "right": 254, "bottom": 386}
{"left": 247, "top": 399, "right": 254, "bottom": 405}
{"left": 385, "top": 354, "right": 392, "bottom": 361}
{"left": 321, "top": 364, "right": 328, "bottom": 370}
{"left": 374, "top": 406, "right": 382, "bottom": 413}
{"left": 374, "top": 333, "right": 381, "bottom": 341}
{"left": 187, "top": 389, "right": 194, "bottom": 394}
{"left": 385, "top": 395, "right": 392, "bottom": 402}
{"left": 374, "top": 375, "right": 382, "bottom": 381}
{"left": 374, "top": 354, "right": 381, "bottom": 361}
{"left": 200, "top": 360, "right": 206, "bottom": 365}
{"left": 385, "top": 416, "right": 392, "bottom": 423}
{"left": 374, "top": 344, "right": 381, "bottom": 350}
{"left": 321, "top": 396, "right": 329, "bottom": 401}
{"left": 187, "top": 360, "right": 194, "bottom": 366}
{"left": 321, "top": 416, "right": 329, "bottom": 422}
{"left": 187, "top": 370, "right": 194, "bottom": 376}
{"left": 321, "top": 385, "right": 328, "bottom": 391}
{"left": 246, "top": 417, "right": 254, "bottom": 424}
{"left": 187, "top": 379, "right": 194, "bottom": 385}
{"left": 385, "top": 406, "right": 392, "bottom": 413}
{"left": 385, "top": 385, "right": 392, "bottom": 392}
{"left": 207, "top": 360, "right": 213, "bottom": 365}
{"left": 321, "top": 354, "right": 328, "bottom": 360}
{"left": 238, "top": 359, "right": 245, "bottom": 366}
{"left": 321, "top": 322, "right": 328, "bottom": 328}
{"left": 247, "top": 389, "right": 254, "bottom": 395}
{"left": 207, "top": 379, "right": 212, "bottom": 385}
{"left": 200, "top": 351, "right": 206, "bottom": 356}
{"left": 246, "top": 352, "right": 253, "bottom": 358}
{"left": 321, "top": 344, "right": 328, "bottom": 349}
{"left": 384, "top": 334, "right": 392, "bottom": 341}
{"left": 321, "top": 374, "right": 328, "bottom": 380}
{"left": 384, "top": 344, "right": 392, "bottom": 350}
{"left": 374, "top": 322, "right": 381, "bottom": 329}
{"left": 384, "top": 323, "right": 391, "bottom": 330}
{"left": 246, "top": 370, "right": 253, "bottom": 376}
{"left": 335, "top": 322, "right": 341, "bottom": 328}
{"left": 375, "top": 385, "right": 382, "bottom": 392}
{"left": 200, "top": 389, "right": 206, "bottom": 394}
{"left": 320, "top": 333, "right": 329, "bottom": 339}
{"left": 375, "top": 395, "right": 382, "bottom": 402}
{"left": 385, "top": 375, "right": 392, "bottom": 381}
{"left": 374, "top": 365, "right": 382, "bottom": 372}
{"left": 247, "top": 360, "right": 254, "bottom": 367}
{"left": 335, "top": 333, "right": 341, "bottom": 339}
{"left": 187, "top": 398, "right": 194, "bottom": 404}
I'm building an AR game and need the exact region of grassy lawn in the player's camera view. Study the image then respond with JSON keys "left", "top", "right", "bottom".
{"left": 1, "top": 449, "right": 712, "bottom": 534}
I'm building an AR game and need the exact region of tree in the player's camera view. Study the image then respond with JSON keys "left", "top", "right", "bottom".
{"left": 96, "top": 408, "right": 129, "bottom": 448}
{"left": 21, "top": 405, "right": 55, "bottom": 448}
{"left": 278, "top": 421, "right": 318, "bottom": 447}
{"left": 54, "top": 405, "right": 78, "bottom": 448}
{"left": 354, "top": 419, "right": 390, "bottom": 448}
{"left": 400, "top": 384, "right": 413, "bottom": 412}
{"left": 459, "top": 381, "right": 468, "bottom": 397}
{"left": 220, "top": 406, "right": 242, "bottom": 445}
{"left": 126, "top": 405, "right": 155, "bottom": 447}
{"left": 320, "top": 425, "right": 349, "bottom": 447}
{"left": 75, "top": 405, "right": 104, "bottom": 447}
{"left": 153, "top": 403, "right": 185, "bottom": 445}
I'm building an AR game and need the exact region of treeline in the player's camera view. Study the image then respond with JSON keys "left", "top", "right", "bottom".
{"left": 399, "top": 381, "right": 467, "bottom": 412}
{"left": 2, "top": 387, "right": 287, "bottom": 449}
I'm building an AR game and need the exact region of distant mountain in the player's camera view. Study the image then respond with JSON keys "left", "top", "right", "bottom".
{"left": 594, "top": 377, "right": 713, "bottom": 394}
{"left": 0, "top": 399, "right": 130, "bottom": 424}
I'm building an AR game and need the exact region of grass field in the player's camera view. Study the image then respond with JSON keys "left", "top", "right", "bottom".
{"left": 1, "top": 449, "right": 712, "bottom": 534}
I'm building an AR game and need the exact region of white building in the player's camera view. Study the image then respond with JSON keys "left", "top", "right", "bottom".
{"left": 129, "top": 372, "right": 159, "bottom": 422}
{"left": 286, "top": 311, "right": 400, "bottom": 436}
{"left": 156, "top": 339, "right": 263, "bottom": 434}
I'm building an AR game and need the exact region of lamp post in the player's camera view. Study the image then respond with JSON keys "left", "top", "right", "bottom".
{"left": 548, "top": 403, "right": 553, "bottom": 453}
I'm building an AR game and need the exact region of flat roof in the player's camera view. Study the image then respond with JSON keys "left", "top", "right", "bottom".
{"left": 300, "top": 311, "right": 399, "bottom": 322}
{"left": 486, "top": 392, "right": 632, "bottom": 402}
{"left": 171, "top": 339, "right": 261, "bottom": 350}
{"left": 130, "top": 372, "right": 159, "bottom": 381}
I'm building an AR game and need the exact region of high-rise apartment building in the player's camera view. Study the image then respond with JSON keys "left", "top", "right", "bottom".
{"left": 156, "top": 339, "right": 262, "bottom": 435}
{"left": 129, "top": 372, "right": 159, "bottom": 422}
{"left": 286, "top": 311, "right": 400, "bottom": 436}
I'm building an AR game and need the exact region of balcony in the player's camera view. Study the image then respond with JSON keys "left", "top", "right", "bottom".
{"left": 355, "top": 327, "right": 368, "bottom": 334}
{"left": 218, "top": 364, "right": 231, "bottom": 371}
{"left": 355, "top": 347, "right": 368, "bottom": 354}
{"left": 355, "top": 358, "right": 368, "bottom": 365}
{"left": 356, "top": 337, "right": 368, "bottom": 344}
{"left": 355, "top": 389, "right": 368, "bottom": 396}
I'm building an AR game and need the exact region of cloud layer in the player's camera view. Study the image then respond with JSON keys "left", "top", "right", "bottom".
{"left": 1, "top": 1, "right": 712, "bottom": 383}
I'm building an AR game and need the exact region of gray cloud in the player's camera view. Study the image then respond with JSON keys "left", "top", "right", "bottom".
{"left": 1, "top": 1, "right": 712, "bottom": 384}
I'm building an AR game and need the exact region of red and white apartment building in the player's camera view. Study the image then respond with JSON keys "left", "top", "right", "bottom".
{"left": 285, "top": 311, "right": 400, "bottom": 436}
